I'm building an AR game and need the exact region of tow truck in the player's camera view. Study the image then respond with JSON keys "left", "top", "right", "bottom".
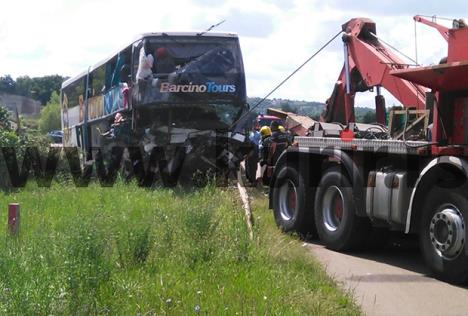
{"left": 269, "top": 16, "right": 468, "bottom": 283}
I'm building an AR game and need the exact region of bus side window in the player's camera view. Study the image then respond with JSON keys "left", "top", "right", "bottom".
{"left": 120, "top": 64, "right": 130, "bottom": 84}
{"left": 121, "top": 47, "right": 132, "bottom": 84}
{"left": 107, "top": 46, "right": 132, "bottom": 88}
{"left": 90, "top": 65, "right": 106, "bottom": 96}
{"left": 132, "top": 41, "right": 143, "bottom": 83}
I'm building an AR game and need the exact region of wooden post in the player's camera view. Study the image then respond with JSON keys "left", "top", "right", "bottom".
{"left": 8, "top": 203, "right": 20, "bottom": 235}
{"left": 237, "top": 163, "right": 254, "bottom": 241}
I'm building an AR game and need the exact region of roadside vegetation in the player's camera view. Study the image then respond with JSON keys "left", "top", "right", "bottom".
{"left": 0, "top": 183, "right": 359, "bottom": 315}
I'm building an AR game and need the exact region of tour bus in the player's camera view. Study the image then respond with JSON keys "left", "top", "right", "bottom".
{"left": 61, "top": 32, "right": 248, "bottom": 181}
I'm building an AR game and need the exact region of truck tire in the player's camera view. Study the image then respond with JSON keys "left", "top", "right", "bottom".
{"left": 419, "top": 186, "right": 468, "bottom": 284}
{"left": 272, "top": 165, "right": 316, "bottom": 237}
{"left": 314, "top": 166, "right": 369, "bottom": 251}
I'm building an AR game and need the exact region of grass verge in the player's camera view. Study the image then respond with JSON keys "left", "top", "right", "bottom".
{"left": 0, "top": 183, "right": 359, "bottom": 315}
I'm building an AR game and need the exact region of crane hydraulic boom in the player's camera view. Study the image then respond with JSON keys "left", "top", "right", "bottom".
{"left": 414, "top": 15, "right": 450, "bottom": 41}
{"left": 322, "top": 18, "right": 427, "bottom": 125}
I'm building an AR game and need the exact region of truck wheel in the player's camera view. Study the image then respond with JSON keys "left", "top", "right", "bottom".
{"left": 314, "top": 166, "right": 369, "bottom": 251}
{"left": 419, "top": 186, "right": 468, "bottom": 284}
{"left": 272, "top": 165, "right": 315, "bottom": 237}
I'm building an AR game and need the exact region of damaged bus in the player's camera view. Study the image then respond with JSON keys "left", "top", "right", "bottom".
{"left": 61, "top": 32, "right": 249, "bottom": 184}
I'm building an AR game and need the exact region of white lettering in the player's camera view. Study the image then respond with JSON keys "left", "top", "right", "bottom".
{"left": 159, "top": 82, "right": 237, "bottom": 93}
{"left": 198, "top": 85, "right": 207, "bottom": 93}
{"left": 160, "top": 82, "right": 170, "bottom": 93}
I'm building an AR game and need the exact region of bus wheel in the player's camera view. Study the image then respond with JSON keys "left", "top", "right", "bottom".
{"left": 272, "top": 165, "right": 315, "bottom": 237}
{"left": 420, "top": 186, "right": 468, "bottom": 284}
{"left": 314, "top": 166, "right": 369, "bottom": 251}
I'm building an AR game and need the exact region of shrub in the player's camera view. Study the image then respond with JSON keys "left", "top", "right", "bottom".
{"left": 39, "top": 91, "right": 61, "bottom": 133}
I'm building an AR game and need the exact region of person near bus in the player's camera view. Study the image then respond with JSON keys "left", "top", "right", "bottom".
{"left": 278, "top": 125, "right": 294, "bottom": 144}
{"left": 153, "top": 47, "right": 176, "bottom": 75}
{"left": 260, "top": 122, "right": 291, "bottom": 184}
{"left": 136, "top": 47, "right": 154, "bottom": 80}
{"left": 136, "top": 47, "right": 154, "bottom": 103}
{"left": 99, "top": 112, "right": 131, "bottom": 141}
{"left": 245, "top": 127, "right": 261, "bottom": 184}
{"left": 255, "top": 126, "right": 272, "bottom": 185}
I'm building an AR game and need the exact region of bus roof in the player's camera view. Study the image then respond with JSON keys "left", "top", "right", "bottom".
{"left": 140, "top": 31, "right": 238, "bottom": 38}
{"left": 61, "top": 31, "right": 239, "bottom": 89}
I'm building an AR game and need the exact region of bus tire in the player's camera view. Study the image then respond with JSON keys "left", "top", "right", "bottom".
{"left": 314, "top": 166, "right": 369, "bottom": 251}
{"left": 272, "top": 165, "right": 316, "bottom": 237}
{"left": 419, "top": 186, "right": 468, "bottom": 284}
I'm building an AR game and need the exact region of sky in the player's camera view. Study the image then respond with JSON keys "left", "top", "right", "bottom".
{"left": 0, "top": 0, "right": 466, "bottom": 106}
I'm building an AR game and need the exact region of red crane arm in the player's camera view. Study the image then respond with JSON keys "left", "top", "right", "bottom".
{"left": 322, "top": 18, "right": 427, "bottom": 124}
{"left": 414, "top": 15, "right": 449, "bottom": 42}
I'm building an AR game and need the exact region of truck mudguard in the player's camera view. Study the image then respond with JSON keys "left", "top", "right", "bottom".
{"left": 406, "top": 156, "right": 468, "bottom": 233}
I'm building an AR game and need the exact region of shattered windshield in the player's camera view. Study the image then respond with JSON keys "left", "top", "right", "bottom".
{"left": 211, "top": 102, "right": 244, "bottom": 126}
{"left": 138, "top": 102, "right": 244, "bottom": 131}
{"left": 133, "top": 35, "right": 246, "bottom": 106}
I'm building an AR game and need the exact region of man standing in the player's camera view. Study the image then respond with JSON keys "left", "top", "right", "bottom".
{"left": 260, "top": 122, "right": 291, "bottom": 184}
{"left": 256, "top": 126, "right": 272, "bottom": 186}
{"left": 263, "top": 122, "right": 291, "bottom": 165}
{"left": 245, "top": 127, "right": 261, "bottom": 184}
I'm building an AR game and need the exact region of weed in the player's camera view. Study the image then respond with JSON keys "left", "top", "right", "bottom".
{"left": 0, "top": 183, "right": 360, "bottom": 315}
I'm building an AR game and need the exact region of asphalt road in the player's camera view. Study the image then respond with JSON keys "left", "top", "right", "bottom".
{"left": 306, "top": 236, "right": 468, "bottom": 316}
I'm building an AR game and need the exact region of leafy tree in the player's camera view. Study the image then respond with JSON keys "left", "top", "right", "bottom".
{"left": 0, "top": 105, "right": 19, "bottom": 151}
{"left": 15, "top": 76, "right": 34, "bottom": 97}
{"left": 0, "top": 75, "right": 16, "bottom": 94}
{"left": 1, "top": 74, "right": 65, "bottom": 105}
{"left": 0, "top": 105, "right": 12, "bottom": 131}
{"left": 39, "top": 91, "right": 61, "bottom": 133}
{"left": 362, "top": 110, "right": 376, "bottom": 124}
{"left": 35, "top": 75, "right": 64, "bottom": 104}
{"left": 281, "top": 102, "right": 295, "bottom": 113}
{"left": 17, "top": 75, "right": 64, "bottom": 104}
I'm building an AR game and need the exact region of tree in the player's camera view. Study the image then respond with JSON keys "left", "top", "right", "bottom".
{"left": 39, "top": 91, "right": 61, "bottom": 133}
{"left": 0, "top": 105, "right": 12, "bottom": 131}
{"left": 0, "top": 104, "right": 19, "bottom": 149}
{"left": 15, "top": 76, "right": 34, "bottom": 97}
{"left": 0, "top": 75, "right": 16, "bottom": 94}
{"left": 362, "top": 110, "right": 376, "bottom": 124}
{"left": 281, "top": 102, "right": 295, "bottom": 113}
{"left": 34, "top": 75, "right": 64, "bottom": 105}
{"left": 18, "top": 75, "right": 64, "bottom": 104}
{"left": 1, "top": 74, "right": 65, "bottom": 105}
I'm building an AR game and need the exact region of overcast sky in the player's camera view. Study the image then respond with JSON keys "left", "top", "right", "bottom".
{"left": 0, "top": 0, "right": 465, "bottom": 106}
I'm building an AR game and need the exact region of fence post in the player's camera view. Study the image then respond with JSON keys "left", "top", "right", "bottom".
{"left": 8, "top": 203, "right": 20, "bottom": 235}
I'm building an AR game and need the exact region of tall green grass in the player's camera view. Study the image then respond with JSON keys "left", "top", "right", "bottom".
{"left": 0, "top": 184, "right": 359, "bottom": 315}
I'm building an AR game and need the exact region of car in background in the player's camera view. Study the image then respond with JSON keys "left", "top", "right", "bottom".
{"left": 47, "top": 130, "right": 63, "bottom": 144}
{"left": 253, "top": 114, "right": 283, "bottom": 130}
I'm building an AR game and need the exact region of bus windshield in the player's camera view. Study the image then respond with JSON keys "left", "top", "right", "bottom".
{"left": 137, "top": 102, "right": 244, "bottom": 131}
{"left": 134, "top": 35, "right": 246, "bottom": 106}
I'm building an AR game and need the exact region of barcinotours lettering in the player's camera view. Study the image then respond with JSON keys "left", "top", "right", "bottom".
{"left": 160, "top": 82, "right": 236, "bottom": 93}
